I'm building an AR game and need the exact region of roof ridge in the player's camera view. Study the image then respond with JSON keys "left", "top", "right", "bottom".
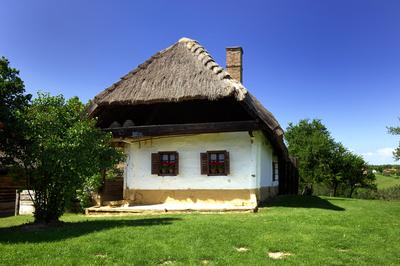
{"left": 179, "top": 38, "right": 248, "bottom": 100}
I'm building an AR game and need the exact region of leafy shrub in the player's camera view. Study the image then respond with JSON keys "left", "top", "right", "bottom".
{"left": 352, "top": 188, "right": 378, "bottom": 199}
{"left": 75, "top": 166, "right": 125, "bottom": 211}
{"left": 76, "top": 173, "right": 102, "bottom": 210}
{"left": 313, "top": 182, "right": 356, "bottom": 198}
{"left": 353, "top": 185, "right": 400, "bottom": 200}
{"left": 378, "top": 185, "right": 400, "bottom": 200}
{"left": 312, "top": 183, "right": 331, "bottom": 196}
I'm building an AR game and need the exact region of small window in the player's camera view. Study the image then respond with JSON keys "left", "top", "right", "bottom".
{"left": 151, "top": 152, "right": 179, "bottom": 176}
{"left": 200, "top": 151, "right": 230, "bottom": 176}
{"left": 272, "top": 161, "right": 279, "bottom": 181}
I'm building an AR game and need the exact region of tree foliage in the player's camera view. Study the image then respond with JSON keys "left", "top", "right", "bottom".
{"left": 342, "top": 152, "right": 375, "bottom": 198}
{"left": 15, "top": 93, "right": 123, "bottom": 223}
{"left": 286, "top": 119, "right": 374, "bottom": 197}
{"left": 0, "top": 57, "right": 31, "bottom": 167}
{"left": 285, "top": 119, "right": 335, "bottom": 193}
{"left": 325, "top": 143, "right": 347, "bottom": 197}
{"left": 388, "top": 119, "right": 400, "bottom": 161}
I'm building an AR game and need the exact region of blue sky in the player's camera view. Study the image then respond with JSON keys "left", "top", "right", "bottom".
{"left": 1, "top": 0, "right": 399, "bottom": 164}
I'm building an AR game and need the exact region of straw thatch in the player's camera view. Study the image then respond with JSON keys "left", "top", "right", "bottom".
{"left": 91, "top": 37, "right": 287, "bottom": 158}
{"left": 90, "top": 38, "right": 247, "bottom": 114}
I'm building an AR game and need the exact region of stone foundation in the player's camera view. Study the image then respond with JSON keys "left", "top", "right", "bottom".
{"left": 257, "top": 186, "right": 279, "bottom": 202}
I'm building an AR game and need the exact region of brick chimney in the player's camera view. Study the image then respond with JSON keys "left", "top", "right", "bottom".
{"left": 226, "top": 47, "right": 243, "bottom": 83}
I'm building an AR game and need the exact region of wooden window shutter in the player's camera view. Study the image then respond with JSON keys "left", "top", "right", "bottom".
{"left": 224, "top": 151, "right": 230, "bottom": 175}
{"left": 200, "top": 152, "right": 208, "bottom": 175}
{"left": 151, "top": 153, "right": 160, "bottom": 175}
{"left": 174, "top": 152, "right": 179, "bottom": 175}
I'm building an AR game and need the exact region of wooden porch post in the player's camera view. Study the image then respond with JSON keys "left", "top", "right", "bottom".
{"left": 99, "top": 168, "right": 106, "bottom": 206}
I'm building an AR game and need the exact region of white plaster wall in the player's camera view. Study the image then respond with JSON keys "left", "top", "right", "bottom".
{"left": 125, "top": 132, "right": 257, "bottom": 190}
{"left": 253, "top": 131, "right": 278, "bottom": 188}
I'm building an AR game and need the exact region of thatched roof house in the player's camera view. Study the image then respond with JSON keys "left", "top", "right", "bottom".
{"left": 89, "top": 38, "right": 298, "bottom": 213}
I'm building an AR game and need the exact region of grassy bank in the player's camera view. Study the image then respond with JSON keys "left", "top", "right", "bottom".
{"left": 0, "top": 196, "right": 399, "bottom": 265}
{"left": 375, "top": 174, "right": 400, "bottom": 189}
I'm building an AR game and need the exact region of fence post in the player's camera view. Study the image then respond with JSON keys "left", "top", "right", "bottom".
{"left": 15, "top": 190, "right": 20, "bottom": 216}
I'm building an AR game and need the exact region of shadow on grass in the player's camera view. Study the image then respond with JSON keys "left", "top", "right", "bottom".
{"left": 0, "top": 217, "right": 181, "bottom": 244}
{"left": 262, "top": 195, "right": 345, "bottom": 211}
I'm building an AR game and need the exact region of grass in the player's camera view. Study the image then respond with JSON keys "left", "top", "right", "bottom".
{"left": 375, "top": 174, "right": 400, "bottom": 189}
{"left": 0, "top": 196, "right": 399, "bottom": 265}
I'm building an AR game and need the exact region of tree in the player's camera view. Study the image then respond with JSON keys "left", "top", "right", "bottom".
{"left": 388, "top": 120, "right": 400, "bottom": 161}
{"left": 342, "top": 153, "right": 375, "bottom": 198}
{"left": 14, "top": 93, "right": 123, "bottom": 223}
{"left": 325, "top": 143, "right": 347, "bottom": 197}
{"left": 0, "top": 57, "right": 31, "bottom": 167}
{"left": 286, "top": 119, "right": 377, "bottom": 197}
{"left": 285, "top": 119, "right": 335, "bottom": 194}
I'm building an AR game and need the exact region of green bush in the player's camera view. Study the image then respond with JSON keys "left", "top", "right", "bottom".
{"left": 312, "top": 183, "right": 331, "bottom": 196}
{"left": 352, "top": 188, "right": 378, "bottom": 199}
{"left": 353, "top": 185, "right": 400, "bottom": 200}
{"left": 313, "top": 182, "right": 353, "bottom": 197}
{"left": 76, "top": 173, "right": 102, "bottom": 210}
{"left": 75, "top": 166, "right": 124, "bottom": 211}
{"left": 378, "top": 185, "right": 400, "bottom": 200}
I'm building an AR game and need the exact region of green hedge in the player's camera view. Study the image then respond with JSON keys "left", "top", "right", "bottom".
{"left": 353, "top": 185, "right": 400, "bottom": 200}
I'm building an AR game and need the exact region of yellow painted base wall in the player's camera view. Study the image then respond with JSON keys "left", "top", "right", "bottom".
{"left": 124, "top": 187, "right": 278, "bottom": 206}
{"left": 125, "top": 189, "right": 257, "bottom": 206}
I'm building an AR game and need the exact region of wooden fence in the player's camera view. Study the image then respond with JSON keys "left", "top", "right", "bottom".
{"left": 0, "top": 175, "right": 25, "bottom": 217}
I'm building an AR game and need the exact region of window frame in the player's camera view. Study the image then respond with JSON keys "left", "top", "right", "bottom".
{"left": 203, "top": 150, "right": 230, "bottom": 176}
{"left": 152, "top": 151, "right": 179, "bottom": 176}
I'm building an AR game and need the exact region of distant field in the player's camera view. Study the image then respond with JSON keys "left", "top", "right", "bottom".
{"left": 1, "top": 196, "right": 399, "bottom": 265}
{"left": 375, "top": 174, "right": 400, "bottom": 189}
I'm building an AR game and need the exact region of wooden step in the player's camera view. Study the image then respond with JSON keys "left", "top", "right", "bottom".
{"left": 86, "top": 204, "right": 257, "bottom": 215}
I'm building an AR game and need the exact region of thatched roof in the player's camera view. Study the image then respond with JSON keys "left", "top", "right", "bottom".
{"left": 90, "top": 38, "right": 247, "bottom": 113}
{"left": 91, "top": 37, "right": 288, "bottom": 159}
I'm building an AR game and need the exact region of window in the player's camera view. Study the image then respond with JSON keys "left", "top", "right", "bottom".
{"left": 151, "top": 152, "right": 179, "bottom": 176}
{"left": 272, "top": 161, "right": 279, "bottom": 181}
{"left": 200, "top": 150, "right": 230, "bottom": 176}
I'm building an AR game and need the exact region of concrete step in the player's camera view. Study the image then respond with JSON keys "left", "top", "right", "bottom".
{"left": 86, "top": 204, "right": 257, "bottom": 215}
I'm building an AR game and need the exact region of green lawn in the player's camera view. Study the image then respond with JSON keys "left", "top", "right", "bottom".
{"left": 375, "top": 174, "right": 400, "bottom": 189}
{"left": 1, "top": 196, "right": 399, "bottom": 265}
